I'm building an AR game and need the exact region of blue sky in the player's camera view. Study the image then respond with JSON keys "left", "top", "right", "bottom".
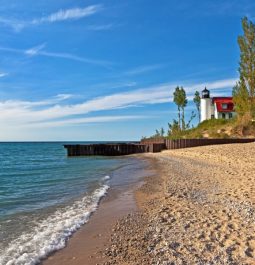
{"left": 0, "top": 0, "right": 254, "bottom": 141}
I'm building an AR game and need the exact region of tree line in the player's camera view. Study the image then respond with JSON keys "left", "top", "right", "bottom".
{"left": 233, "top": 17, "right": 255, "bottom": 123}
{"left": 154, "top": 88, "right": 200, "bottom": 138}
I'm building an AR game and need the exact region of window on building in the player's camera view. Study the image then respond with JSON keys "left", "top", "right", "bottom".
{"left": 211, "top": 114, "right": 215, "bottom": 119}
{"left": 229, "top": 113, "right": 233, "bottom": 119}
{"left": 222, "top": 103, "right": 228, "bottom": 109}
{"left": 222, "top": 113, "right": 226, "bottom": 119}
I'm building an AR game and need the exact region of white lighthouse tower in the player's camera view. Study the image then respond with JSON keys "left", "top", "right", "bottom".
{"left": 201, "top": 87, "right": 212, "bottom": 122}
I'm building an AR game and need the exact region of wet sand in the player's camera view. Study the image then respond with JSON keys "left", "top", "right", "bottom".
{"left": 42, "top": 189, "right": 136, "bottom": 265}
{"left": 42, "top": 157, "right": 154, "bottom": 265}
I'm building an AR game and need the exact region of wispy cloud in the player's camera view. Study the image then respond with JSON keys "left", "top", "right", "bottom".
{"left": 177, "top": 78, "right": 237, "bottom": 93}
{"left": 91, "top": 81, "right": 137, "bottom": 90}
{"left": 176, "top": 1, "right": 255, "bottom": 18}
{"left": 204, "top": 78, "right": 238, "bottom": 89}
{"left": 0, "top": 5, "right": 102, "bottom": 31}
{"left": 0, "top": 17, "right": 25, "bottom": 32}
{"left": 0, "top": 72, "right": 9, "bottom": 78}
{"left": 32, "top": 5, "right": 102, "bottom": 25}
{"left": 39, "top": 50, "right": 111, "bottom": 66}
{"left": 124, "top": 64, "right": 165, "bottom": 76}
{"left": 1, "top": 94, "right": 72, "bottom": 109}
{"left": 0, "top": 78, "right": 237, "bottom": 130}
{"left": 28, "top": 115, "right": 145, "bottom": 128}
{"left": 0, "top": 45, "right": 112, "bottom": 67}
{"left": 25, "top": 43, "right": 46, "bottom": 56}
{"left": 87, "top": 24, "right": 114, "bottom": 31}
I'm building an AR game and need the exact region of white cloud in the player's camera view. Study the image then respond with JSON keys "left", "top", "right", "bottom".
{"left": 205, "top": 78, "right": 238, "bottom": 89}
{"left": 87, "top": 24, "right": 113, "bottom": 31}
{"left": 55, "top": 94, "right": 73, "bottom": 101}
{"left": 0, "top": 17, "right": 25, "bottom": 32}
{"left": 91, "top": 81, "right": 137, "bottom": 90}
{"left": 179, "top": 78, "right": 237, "bottom": 93}
{"left": 0, "top": 45, "right": 112, "bottom": 67}
{"left": 0, "top": 94, "right": 72, "bottom": 110}
{"left": 0, "top": 72, "right": 9, "bottom": 78}
{"left": 0, "top": 85, "right": 169, "bottom": 126}
{"left": 27, "top": 115, "right": 145, "bottom": 128}
{"left": 0, "top": 78, "right": 237, "bottom": 131}
{"left": 39, "top": 50, "right": 111, "bottom": 66}
{"left": 25, "top": 43, "right": 46, "bottom": 56}
{"left": 124, "top": 64, "right": 165, "bottom": 76}
{"left": 32, "top": 5, "right": 102, "bottom": 24}
{"left": 0, "top": 5, "right": 102, "bottom": 31}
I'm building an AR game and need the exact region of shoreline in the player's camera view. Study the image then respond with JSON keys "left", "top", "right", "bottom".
{"left": 43, "top": 142, "right": 255, "bottom": 264}
{"left": 42, "top": 156, "right": 155, "bottom": 265}
{"left": 42, "top": 187, "right": 136, "bottom": 265}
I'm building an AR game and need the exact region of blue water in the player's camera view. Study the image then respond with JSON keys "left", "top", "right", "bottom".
{"left": 0, "top": 142, "right": 144, "bottom": 265}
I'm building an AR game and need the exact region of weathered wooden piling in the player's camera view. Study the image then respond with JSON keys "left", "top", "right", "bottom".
{"left": 64, "top": 143, "right": 165, "bottom": 157}
{"left": 64, "top": 138, "right": 255, "bottom": 157}
{"left": 141, "top": 138, "right": 255, "bottom": 150}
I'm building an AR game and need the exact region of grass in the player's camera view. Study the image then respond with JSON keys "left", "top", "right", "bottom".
{"left": 146, "top": 117, "right": 255, "bottom": 141}
{"left": 167, "top": 118, "right": 246, "bottom": 139}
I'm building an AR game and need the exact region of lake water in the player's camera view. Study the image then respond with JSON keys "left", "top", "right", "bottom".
{"left": 0, "top": 142, "right": 146, "bottom": 265}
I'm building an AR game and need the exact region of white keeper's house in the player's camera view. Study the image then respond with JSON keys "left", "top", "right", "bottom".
{"left": 200, "top": 88, "right": 236, "bottom": 122}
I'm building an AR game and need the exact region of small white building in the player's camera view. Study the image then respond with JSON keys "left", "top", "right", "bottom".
{"left": 200, "top": 88, "right": 236, "bottom": 122}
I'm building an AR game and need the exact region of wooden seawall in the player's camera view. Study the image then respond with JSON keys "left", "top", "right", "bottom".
{"left": 64, "top": 143, "right": 165, "bottom": 156}
{"left": 64, "top": 139, "right": 255, "bottom": 157}
{"left": 141, "top": 138, "right": 255, "bottom": 150}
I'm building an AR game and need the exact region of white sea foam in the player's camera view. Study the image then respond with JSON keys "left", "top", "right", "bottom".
{"left": 102, "top": 175, "right": 110, "bottom": 181}
{"left": 0, "top": 185, "right": 109, "bottom": 265}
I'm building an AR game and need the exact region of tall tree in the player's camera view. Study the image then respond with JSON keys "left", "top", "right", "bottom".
{"left": 233, "top": 82, "right": 250, "bottom": 117}
{"left": 173, "top": 86, "right": 181, "bottom": 128}
{"left": 193, "top": 91, "right": 201, "bottom": 122}
{"left": 155, "top": 129, "right": 160, "bottom": 137}
{"left": 160, "top": 127, "right": 165, "bottom": 137}
{"left": 233, "top": 17, "right": 255, "bottom": 119}
{"left": 173, "top": 86, "right": 188, "bottom": 130}
{"left": 180, "top": 87, "right": 188, "bottom": 130}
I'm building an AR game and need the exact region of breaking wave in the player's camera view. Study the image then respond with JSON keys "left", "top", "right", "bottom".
{"left": 0, "top": 185, "right": 109, "bottom": 265}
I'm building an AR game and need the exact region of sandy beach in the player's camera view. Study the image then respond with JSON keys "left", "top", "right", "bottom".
{"left": 43, "top": 142, "right": 255, "bottom": 265}
{"left": 103, "top": 142, "right": 255, "bottom": 264}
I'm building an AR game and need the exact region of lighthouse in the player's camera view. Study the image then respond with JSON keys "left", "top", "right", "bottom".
{"left": 200, "top": 88, "right": 236, "bottom": 122}
{"left": 201, "top": 87, "right": 213, "bottom": 122}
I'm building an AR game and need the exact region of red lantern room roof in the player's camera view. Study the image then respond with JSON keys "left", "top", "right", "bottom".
{"left": 212, "top": 97, "right": 234, "bottom": 113}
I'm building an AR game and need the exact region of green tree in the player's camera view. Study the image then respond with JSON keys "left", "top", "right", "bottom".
{"left": 186, "top": 111, "right": 196, "bottom": 129}
{"left": 173, "top": 86, "right": 187, "bottom": 130}
{"left": 167, "top": 119, "right": 180, "bottom": 137}
{"left": 233, "top": 82, "right": 250, "bottom": 117}
{"left": 173, "top": 86, "right": 181, "bottom": 128}
{"left": 160, "top": 127, "right": 165, "bottom": 137}
{"left": 180, "top": 87, "right": 188, "bottom": 130}
{"left": 193, "top": 91, "right": 201, "bottom": 122}
{"left": 233, "top": 17, "right": 255, "bottom": 120}
{"left": 155, "top": 129, "right": 161, "bottom": 137}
